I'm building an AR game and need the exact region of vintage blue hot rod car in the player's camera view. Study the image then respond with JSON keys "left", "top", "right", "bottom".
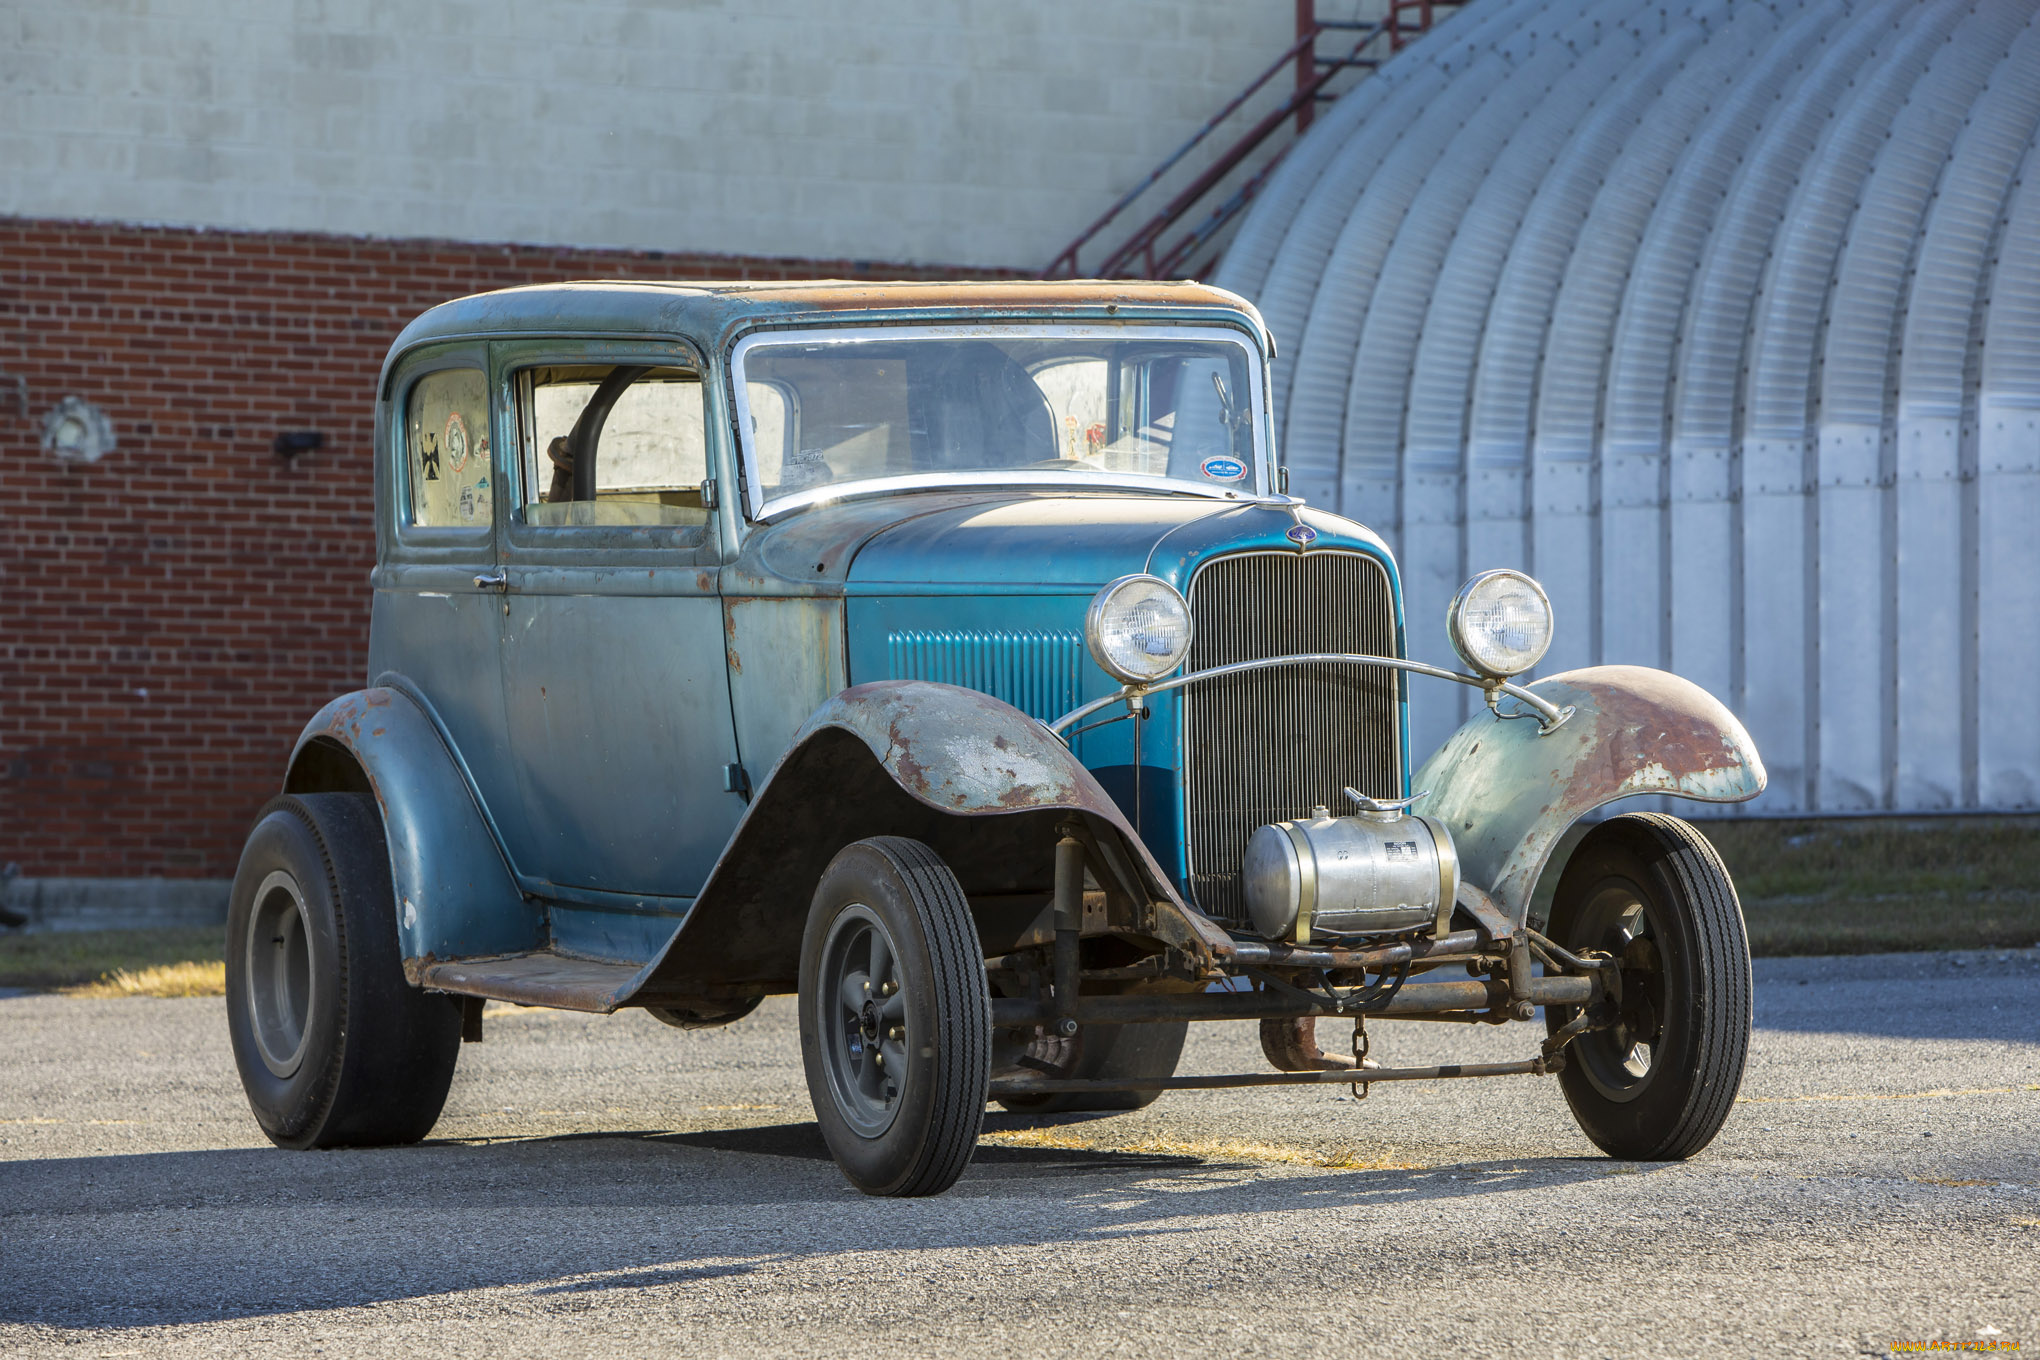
{"left": 228, "top": 281, "right": 1765, "bottom": 1195}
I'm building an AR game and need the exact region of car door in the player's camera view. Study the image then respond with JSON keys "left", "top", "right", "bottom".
{"left": 493, "top": 340, "right": 744, "bottom": 901}
{"left": 368, "top": 345, "right": 521, "bottom": 837}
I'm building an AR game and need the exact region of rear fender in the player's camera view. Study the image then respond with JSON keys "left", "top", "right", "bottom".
{"left": 284, "top": 687, "right": 542, "bottom": 969}
{"left": 634, "top": 680, "right": 1229, "bottom": 1001}
{"left": 1412, "top": 665, "right": 1766, "bottom": 930}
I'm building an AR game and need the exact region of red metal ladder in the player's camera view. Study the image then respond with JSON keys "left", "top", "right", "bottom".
{"left": 1045, "top": 2, "right": 1458, "bottom": 280}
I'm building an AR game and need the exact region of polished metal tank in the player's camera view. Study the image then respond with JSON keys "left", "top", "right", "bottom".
{"left": 1241, "top": 796, "right": 1456, "bottom": 942}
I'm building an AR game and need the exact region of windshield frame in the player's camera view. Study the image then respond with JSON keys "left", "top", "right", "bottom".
{"left": 728, "top": 321, "right": 1274, "bottom": 522}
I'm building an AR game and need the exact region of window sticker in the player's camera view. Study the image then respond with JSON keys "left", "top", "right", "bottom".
{"left": 446, "top": 411, "right": 472, "bottom": 473}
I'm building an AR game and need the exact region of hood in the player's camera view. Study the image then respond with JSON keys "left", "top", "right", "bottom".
{"left": 842, "top": 492, "right": 1395, "bottom": 595}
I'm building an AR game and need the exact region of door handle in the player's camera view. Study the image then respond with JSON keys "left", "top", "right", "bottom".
{"left": 473, "top": 570, "right": 507, "bottom": 591}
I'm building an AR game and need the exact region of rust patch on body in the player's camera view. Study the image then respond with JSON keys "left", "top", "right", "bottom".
{"left": 782, "top": 680, "right": 1229, "bottom": 952}
{"left": 704, "top": 278, "right": 1245, "bottom": 315}
{"left": 1415, "top": 665, "right": 1765, "bottom": 927}
{"left": 883, "top": 717, "right": 932, "bottom": 795}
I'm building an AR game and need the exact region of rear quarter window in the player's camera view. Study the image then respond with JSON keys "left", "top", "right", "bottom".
{"left": 405, "top": 367, "right": 492, "bottom": 529}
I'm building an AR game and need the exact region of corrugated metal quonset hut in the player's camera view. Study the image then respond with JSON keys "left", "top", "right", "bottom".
{"left": 1215, "top": 0, "right": 2040, "bottom": 816}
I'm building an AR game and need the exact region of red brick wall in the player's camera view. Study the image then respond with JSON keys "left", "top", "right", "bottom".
{"left": 0, "top": 216, "right": 1007, "bottom": 880}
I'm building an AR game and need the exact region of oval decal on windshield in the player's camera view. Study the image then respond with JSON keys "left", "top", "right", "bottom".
{"left": 1200, "top": 455, "right": 1248, "bottom": 482}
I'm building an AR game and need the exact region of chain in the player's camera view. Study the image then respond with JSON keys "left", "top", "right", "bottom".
{"left": 1349, "top": 1015, "right": 1371, "bottom": 1100}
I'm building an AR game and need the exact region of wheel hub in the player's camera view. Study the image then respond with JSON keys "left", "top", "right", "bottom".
{"left": 1567, "top": 882, "right": 1666, "bottom": 1102}
{"left": 245, "top": 869, "right": 316, "bottom": 1080}
{"left": 816, "top": 905, "right": 908, "bottom": 1138}
{"left": 859, "top": 998, "right": 881, "bottom": 1042}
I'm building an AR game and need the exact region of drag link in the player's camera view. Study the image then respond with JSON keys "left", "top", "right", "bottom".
{"left": 988, "top": 973, "right": 1596, "bottom": 1029}
{"left": 988, "top": 1056, "right": 1554, "bottom": 1098}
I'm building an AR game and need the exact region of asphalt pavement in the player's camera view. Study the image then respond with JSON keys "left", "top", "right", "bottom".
{"left": 1, "top": 949, "right": 2035, "bottom": 1358}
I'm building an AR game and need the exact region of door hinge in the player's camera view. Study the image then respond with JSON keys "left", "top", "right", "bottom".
{"left": 700, "top": 477, "right": 719, "bottom": 510}
{"left": 722, "top": 762, "right": 751, "bottom": 801}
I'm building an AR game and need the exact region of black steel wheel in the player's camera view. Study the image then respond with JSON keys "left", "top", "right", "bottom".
{"left": 798, "top": 837, "right": 989, "bottom": 1196}
{"left": 994, "top": 1020, "right": 1188, "bottom": 1114}
{"left": 1545, "top": 812, "right": 1750, "bottom": 1160}
{"left": 225, "top": 793, "right": 463, "bottom": 1148}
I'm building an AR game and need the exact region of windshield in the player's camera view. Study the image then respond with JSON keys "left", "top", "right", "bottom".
{"left": 732, "top": 325, "right": 1265, "bottom": 515}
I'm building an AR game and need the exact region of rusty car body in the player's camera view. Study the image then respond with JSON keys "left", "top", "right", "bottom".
{"left": 225, "top": 281, "right": 1766, "bottom": 1195}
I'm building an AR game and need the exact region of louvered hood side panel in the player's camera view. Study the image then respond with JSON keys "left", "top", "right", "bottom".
{"left": 882, "top": 629, "right": 1086, "bottom": 723}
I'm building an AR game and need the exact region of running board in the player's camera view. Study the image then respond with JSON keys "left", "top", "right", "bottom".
{"left": 416, "top": 951, "right": 645, "bottom": 1013}
{"left": 987, "top": 1057, "right": 1550, "bottom": 1097}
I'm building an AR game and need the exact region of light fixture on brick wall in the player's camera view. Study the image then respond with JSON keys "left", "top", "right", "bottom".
{"left": 273, "top": 430, "right": 325, "bottom": 462}
{"left": 41, "top": 396, "right": 115, "bottom": 464}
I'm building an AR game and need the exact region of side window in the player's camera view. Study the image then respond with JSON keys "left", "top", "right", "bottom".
{"left": 406, "top": 368, "right": 492, "bottom": 529}
{"left": 518, "top": 365, "right": 710, "bottom": 532}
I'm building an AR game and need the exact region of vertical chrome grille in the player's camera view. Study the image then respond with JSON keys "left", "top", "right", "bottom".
{"left": 1183, "top": 550, "right": 1402, "bottom": 926}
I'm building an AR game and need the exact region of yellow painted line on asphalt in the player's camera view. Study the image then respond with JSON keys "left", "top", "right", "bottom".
{"left": 980, "top": 1126, "right": 1422, "bottom": 1171}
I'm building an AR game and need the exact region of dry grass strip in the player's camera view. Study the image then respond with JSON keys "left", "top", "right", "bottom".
{"left": 58, "top": 960, "right": 225, "bottom": 998}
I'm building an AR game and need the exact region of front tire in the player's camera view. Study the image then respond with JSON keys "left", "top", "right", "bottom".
{"left": 1545, "top": 813, "right": 1750, "bottom": 1160}
{"left": 225, "top": 793, "right": 462, "bottom": 1148}
{"left": 798, "top": 838, "right": 990, "bottom": 1196}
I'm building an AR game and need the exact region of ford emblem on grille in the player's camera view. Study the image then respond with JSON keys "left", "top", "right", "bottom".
{"left": 1285, "top": 523, "right": 1318, "bottom": 547}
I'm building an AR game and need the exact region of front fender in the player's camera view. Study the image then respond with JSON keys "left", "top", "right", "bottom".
{"left": 285, "top": 687, "right": 542, "bottom": 968}
{"left": 1413, "top": 665, "right": 1766, "bottom": 929}
{"left": 634, "top": 680, "right": 1229, "bottom": 1000}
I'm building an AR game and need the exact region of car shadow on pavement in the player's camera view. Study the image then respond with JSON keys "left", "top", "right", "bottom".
{"left": 528, "top": 1263, "right": 759, "bottom": 1294}
{"left": 0, "top": 1127, "right": 1618, "bottom": 1330}
{"left": 656, "top": 1120, "right": 1207, "bottom": 1174}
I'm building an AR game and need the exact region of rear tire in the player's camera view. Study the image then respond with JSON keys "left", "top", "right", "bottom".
{"left": 994, "top": 1020, "right": 1188, "bottom": 1114}
{"left": 798, "top": 837, "right": 989, "bottom": 1196}
{"left": 225, "top": 793, "right": 462, "bottom": 1148}
{"left": 1545, "top": 813, "right": 1750, "bottom": 1161}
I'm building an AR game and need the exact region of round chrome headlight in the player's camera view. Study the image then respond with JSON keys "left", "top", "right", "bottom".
{"left": 1085, "top": 574, "right": 1194, "bottom": 685}
{"left": 1447, "top": 569, "right": 1553, "bottom": 678}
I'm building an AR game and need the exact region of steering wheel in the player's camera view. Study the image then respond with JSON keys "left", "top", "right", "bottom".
{"left": 1022, "top": 457, "right": 1101, "bottom": 471}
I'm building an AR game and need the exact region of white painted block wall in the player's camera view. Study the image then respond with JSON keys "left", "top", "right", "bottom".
{"left": 0, "top": 0, "right": 1302, "bottom": 268}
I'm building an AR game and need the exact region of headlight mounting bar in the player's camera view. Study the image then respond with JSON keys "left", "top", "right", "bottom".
{"left": 1046, "top": 652, "right": 1575, "bottom": 739}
